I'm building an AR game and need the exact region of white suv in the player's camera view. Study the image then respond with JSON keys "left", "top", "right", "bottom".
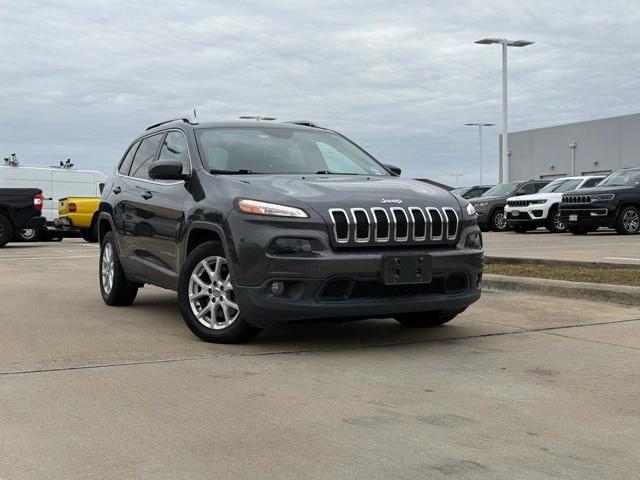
{"left": 505, "top": 176, "right": 604, "bottom": 233}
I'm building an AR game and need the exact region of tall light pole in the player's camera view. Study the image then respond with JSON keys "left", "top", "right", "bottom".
{"left": 465, "top": 122, "right": 494, "bottom": 184}
{"left": 475, "top": 38, "right": 534, "bottom": 183}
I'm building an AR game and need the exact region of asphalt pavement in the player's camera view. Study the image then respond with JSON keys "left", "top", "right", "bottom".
{"left": 1, "top": 239, "right": 639, "bottom": 479}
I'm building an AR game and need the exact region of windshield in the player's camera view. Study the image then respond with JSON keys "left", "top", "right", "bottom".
{"left": 598, "top": 169, "right": 640, "bottom": 187}
{"left": 451, "top": 188, "right": 468, "bottom": 196}
{"left": 196, "top": 127, "right": 389, "bottom": 176}
{"left": 481, "top": 182, "right": 519, "bottom": 197}
{"left": 539, "top": 178, "right": 582, "bottom": 193}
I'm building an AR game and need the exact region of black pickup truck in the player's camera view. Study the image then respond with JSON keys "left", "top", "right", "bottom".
{"left": 0, "top": 188, "right": 46, "bottom": 247}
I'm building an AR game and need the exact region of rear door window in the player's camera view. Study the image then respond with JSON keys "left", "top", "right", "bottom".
{"left": 518, "top": 183, "right": 536, "bottom": 195}
{"left": 129, "top": 134, "right": 163, "bottom": 180}
{"left": 533, "top": 182, "right": 547, "bottom": 192}
{"left": 118, "top": 141, "right": 141, "bottom": 175}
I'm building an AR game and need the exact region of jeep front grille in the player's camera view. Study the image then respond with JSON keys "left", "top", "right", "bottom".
{"left": 328, "top": 206, "right": 459, "bottom": 246}
{"left": 508, "top": 199, "right": 530, "bottom": 208}
{"left": 562, "top": 194, "right": 591, "bottom": 204}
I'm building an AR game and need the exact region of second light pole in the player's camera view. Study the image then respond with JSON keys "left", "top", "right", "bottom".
{"left": 465, "top": 122, "right": 494, "bottom": 185}
{"left": 475, "top": 38, "right": 534, "bottom": 182}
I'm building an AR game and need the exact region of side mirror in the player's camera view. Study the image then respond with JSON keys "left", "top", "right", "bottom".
{"left": 148, "top": 160, "right": 189, "bottom": 181}
{"left": 384, "top": 163, "right": 401, "bottom": 176}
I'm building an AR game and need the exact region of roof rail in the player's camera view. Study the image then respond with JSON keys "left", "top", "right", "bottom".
{"left": 285, "top": 120, "right": 323, "bottom": 128}
{"left": 146, "top": 118, "right": 195, "bottom": 131}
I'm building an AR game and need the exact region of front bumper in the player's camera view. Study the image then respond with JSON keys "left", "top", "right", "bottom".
{"left": 234, "top": 247, "right": 483, "bottom": 327}
{"left": 505, "top": 205, "right": 549, "bottom": 226}
{"left": 559, "top": 205, "right": 616, "bottom": 228}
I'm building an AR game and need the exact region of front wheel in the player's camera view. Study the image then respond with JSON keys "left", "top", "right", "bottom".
{"left": 394, "top": 309, "right": 466, "bottom": 328}
{"left": 546, "top": 208, "right": 567, "bottom": 233}
{"left": 490, "top": 209, "right": 508, "bottom": 232}
{"left": 178, "top": 241, "right": 261, "bottom": 343}
{"left": 100, "top": 231, "right": 138, "bottom": 306}
{"left": 0, "top": 214, "right": 14, "bottom": 248}
{"left": 615, "top": 206, "right": 640, "bottom": 235}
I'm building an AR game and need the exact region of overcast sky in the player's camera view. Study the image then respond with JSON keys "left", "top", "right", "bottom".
{"left": 2, "top": 0, "right": 640, "bottom": 186}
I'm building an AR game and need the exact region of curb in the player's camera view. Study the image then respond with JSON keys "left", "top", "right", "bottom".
{"left": 485, "top": 256, "right": 640, "bottom": 270}
{"left": 483, "top": 274, "right": 640, "bottom": 307}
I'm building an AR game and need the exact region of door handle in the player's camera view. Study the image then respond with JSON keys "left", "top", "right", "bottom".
{"left": 141, "top": 191, "right": 153, "bottom": 200}
{"left": 112, "top": 186, "right": 122, "bottom": 194}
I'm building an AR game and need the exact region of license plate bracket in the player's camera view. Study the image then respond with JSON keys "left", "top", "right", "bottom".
{"left": 569, "top": 214, "right": 578, "bottom": 222}
{"left": 382, "top": 254, "right": 432, "bottom": 285}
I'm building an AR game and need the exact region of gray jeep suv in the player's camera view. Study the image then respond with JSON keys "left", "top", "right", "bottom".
{"left": 98, "top": 119, "right": 483, "bottom": 343}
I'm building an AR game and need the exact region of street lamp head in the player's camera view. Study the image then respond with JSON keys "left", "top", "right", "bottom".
{"left": 465, "top": 122, "right": 495, "bottom": 126}
{"left": 475, "top": 38, "right": 503, "bottom": 45}
{"left": 509, "top": 40, "right": 534, "bottom": 47}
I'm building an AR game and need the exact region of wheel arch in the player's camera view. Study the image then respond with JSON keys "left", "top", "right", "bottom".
{"left": 180, "top": 222, "right": 231, "bottom": 271}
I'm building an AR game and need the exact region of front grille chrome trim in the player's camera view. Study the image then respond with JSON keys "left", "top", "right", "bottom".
{"left": 425, "top": 207, "right": 443, "bottom": 240}
{"left": 350, "top": 208, "right": 370, "bottom": 243}
{"left": 408, "top": 207, "right": 427, "bottom": 241}
{"left": 442, "top": 207, "right": 459, "bottom": 240}
{"left": 390, "top": 207, "right": 409, "bottom": 242}
{"left": 370, "top": 207, "right": 390, "bottom": 242}
{"left": 328, "top": 208, "right": 350, "bottom": 243}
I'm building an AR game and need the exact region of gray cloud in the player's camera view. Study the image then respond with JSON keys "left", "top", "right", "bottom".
{"left": 2, "top": 0, "right": 639, "bottom": 185}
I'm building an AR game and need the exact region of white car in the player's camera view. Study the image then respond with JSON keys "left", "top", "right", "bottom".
{"left": 505, "top": 176, "right": 604, "bottom": 233}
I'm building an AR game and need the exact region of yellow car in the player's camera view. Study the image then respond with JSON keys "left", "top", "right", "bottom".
{"left": 56, "top": 197, "right": 100, "bottom": 242}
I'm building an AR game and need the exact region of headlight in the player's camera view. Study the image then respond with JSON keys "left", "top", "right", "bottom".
{"left": 466, "top": 203, "right": 477, "bottom": 216}
{"left": 529, "top": 199, "right": 547, "bottom": 205}
{"left": 474, "top": 202, "right": 489, "bottom": 208}
{"left": 592, "top": 194, "right": 615, "bottom": 201}
{"left": 238, "top": 199, "right": 308, "bottom": 218}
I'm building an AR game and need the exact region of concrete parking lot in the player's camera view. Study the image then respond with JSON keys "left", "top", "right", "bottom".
{"left": 1, "top": 240, "right": 639, "bottom": 479}
{"left": 484, "top": 230, "right": 640, "bottom": 265}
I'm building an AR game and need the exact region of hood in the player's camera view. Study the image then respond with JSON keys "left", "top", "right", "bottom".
{"left": 566, "top": 185, "right": 634, "bottom": 195}
{"left": 507, "top": 192, "right": 561, "bottom": 202}
{"left": 470, "top": 195, "right": 502, "bottom": 204}
{"left": 218, "top": 174, "right": 462, "bottom": 214}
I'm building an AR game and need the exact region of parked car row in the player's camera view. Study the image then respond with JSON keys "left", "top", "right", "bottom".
{"left": 462, "top": 167, "right": 640, "bottom": 235}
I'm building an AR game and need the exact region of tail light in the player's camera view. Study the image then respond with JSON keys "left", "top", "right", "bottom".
{"left": 68, "top": 202, "right": 77, "bottom": 213}
{"left": 33, "top": 193, "right": 44, "bottom": 211}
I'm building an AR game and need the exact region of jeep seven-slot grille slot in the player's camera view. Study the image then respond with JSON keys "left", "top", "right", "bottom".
{"left": 562, "top": 194, "right": 591, "bottom": 204}
{"left": 329, "top": 206, "right": 459, "bottom": 246}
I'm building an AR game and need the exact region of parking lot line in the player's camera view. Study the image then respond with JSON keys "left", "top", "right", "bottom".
{"left": 0, "top": 255, "right": 96, "bottom": 261}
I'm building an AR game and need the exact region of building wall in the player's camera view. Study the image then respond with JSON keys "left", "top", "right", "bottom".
{"left": 501, "top": 113, "right": 640, "bottom": 181}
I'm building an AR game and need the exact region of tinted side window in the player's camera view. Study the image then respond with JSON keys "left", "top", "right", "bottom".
{"left": 581, "top": 178, "right": 601, "bottom": 188}
{"left": 118, "top": 141, "right": 140, "bottom": 175}
{"left": 518, "top": 183, "right": 535, "bottom": 195}
{"left": 463, "top": 189, "right": 481, "bottom": 199}
{"left": 158, "top": 131, "right": 190, "bottom": 174}
{"left": 129, "top": 134, "right": 163, "bottom": 179}
{"left": 533, "top": 182, "right": 547, "bottom": 192}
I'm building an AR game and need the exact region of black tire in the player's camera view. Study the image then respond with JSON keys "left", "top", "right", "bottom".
{"left": 490, "top": 209, "right": 508, "bottom": 232}
{"left": 99, "top": 231, "right": 138, "bottom": 306}
{"left": 80, "top": 226, "right": 98, "bottom": 243}
{"left": 615, "top": 206, "right": 640, "bottom": 235}
{"left": 568, "top": 227, "right": 590, "bottom": 235}
{"left": 0, "top": 214, "right": 14, "bottom": 248}
{"left": 178, "top": 241, "right": 261, "bottom": 343}
{"left": 16, "top": 228, "right": 40, "bottom": 242}
{"left": 546, "top": 207, "right": 567, "bottom": 233}
{"left": 395, "top": 308, "right": 466, "bottom": 328}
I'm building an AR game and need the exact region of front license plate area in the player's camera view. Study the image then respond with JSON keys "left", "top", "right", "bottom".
{"left": 512, "top": 210, "right": 520, "bottom": 216}
{"left": 382, "top": 254, "right": 432, "bottom": 285}
{"left": 569, "top": 214, "right": 578, "bottom": 222}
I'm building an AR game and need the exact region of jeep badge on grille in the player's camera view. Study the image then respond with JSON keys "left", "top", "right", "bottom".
{"left": 380, "top": 199, "right": 403, "bottom": 204}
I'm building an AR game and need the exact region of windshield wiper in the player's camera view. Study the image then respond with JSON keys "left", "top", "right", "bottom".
{"left": 210, "top": 169, "right": 256, "bottom": 175}
{"left": 315, "top": 170, "right": 361, "bottom": 175}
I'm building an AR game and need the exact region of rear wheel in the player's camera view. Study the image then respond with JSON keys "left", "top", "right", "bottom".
{"left": 80, "top": 226, "right": 98, "bottom": 243}
{"left": 178, "top": 241, "right": 261, "bottom": 343}
{"left": 17, "top": 227, "right": 39, "bottom": 242}
{"left": 490, "top": 209, "right": 508, "bottom": 232}
{"left": 394, "top": 309, "right": 466, "bottom": 328}
{"left": 0, "top": 214, "right": 14, "bottom": 248}
{"left": 100, "top": 231, "right": 138, "bottom": 306}
{"left": 615, "top": 206, "right": 640, "bottom": 235}
{"left": 546, "top": 207, "right": 567, "bottom": 233}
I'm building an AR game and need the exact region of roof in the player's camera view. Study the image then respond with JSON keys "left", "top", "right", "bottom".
{"left": 145, "top": 118, "right": 324, "bottom": 133}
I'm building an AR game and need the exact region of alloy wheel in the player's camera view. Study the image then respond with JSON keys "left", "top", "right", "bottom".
{"left": 623, "top": 209, "right": 640, "bottom": 233}
{"left": 494, "top": 212, "right": 507, "bottom": 231}
{"left": 188, "top": 256, "right": 239, "bottom": 330}
{"left": 553, "top": 212, "right": 566, "bottom": 232}
{"left": 20, "top": 228, "right": 36, "bottom": 240}
{"left": 101, "top": 243, "right": 115, "bottom": 295}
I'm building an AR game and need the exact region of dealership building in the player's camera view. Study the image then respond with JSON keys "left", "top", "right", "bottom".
{"left": 501, "top": 113, "right": 640, "bottom": 182}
